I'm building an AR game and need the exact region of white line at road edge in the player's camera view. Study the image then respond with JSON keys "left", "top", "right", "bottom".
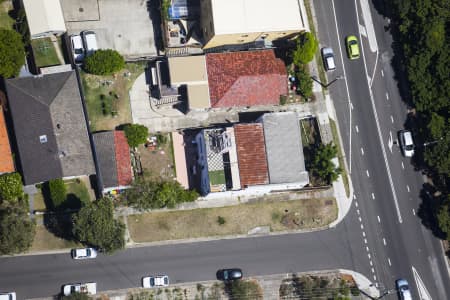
{"left": 331, "top": 0, "right": 353, "bottom": 174}
{"left": 354, "top": 0, "right": 403, "bottom": 224}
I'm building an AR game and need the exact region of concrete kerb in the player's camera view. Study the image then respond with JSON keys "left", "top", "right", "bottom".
{"left": 340, "top": 269, "right": 381, "bottom": 298}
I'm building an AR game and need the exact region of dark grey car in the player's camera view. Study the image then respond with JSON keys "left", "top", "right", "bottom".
{"left": 216, "top": 268, "right": 243, "bottom": 281}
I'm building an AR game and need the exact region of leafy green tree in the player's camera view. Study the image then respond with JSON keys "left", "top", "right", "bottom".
{"left": 61, "top": 293, "right": 91, "bottom": 300}
{"left": 72, "top": 198, "right": 125, "bottom": 253}
{"left": 0, "top": 29, "right": 25, "bottom": 78}
{"left": 308, "top": 143, "right": 342, "bottom": 185}
{"left": 227, "top": 280, "right": 263, "bottom": 300}
{"left": 437, "top": 196, "right": 450, "bottom": 239}
{"left": 0, "top": 208, "right": 36, "bottom": 255}
{"left": 292, "top": 32, "right": 318, "bottom": 65}
{"left": 124, "top": 124, "right": 149, "bottom": 148}
{"left": 48, "top": 178, "right": 67, "bottom": 210}
{"left": 295, "top": 65, "right": 313, "bottom": 99}
{"left": 124, "top": 179, "right": 198, "bottom": 210}
{"left": 0, "top": 172, "right": 24, "bottom": 204}
{"left": 84, "top": 49, "right": 125, "bottom": 75}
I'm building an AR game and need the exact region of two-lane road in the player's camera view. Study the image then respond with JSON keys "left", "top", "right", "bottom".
{"left": 313, "top": 0, "right": 450, "bottom": 298}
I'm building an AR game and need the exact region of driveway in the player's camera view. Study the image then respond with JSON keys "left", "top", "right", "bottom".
{"left": 61, "top": 0, "right": 158, "bottom": 59}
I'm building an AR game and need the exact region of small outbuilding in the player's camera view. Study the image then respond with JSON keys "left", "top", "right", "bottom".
{"left": 23, "top": 0, "right": 66, "bottom": 39}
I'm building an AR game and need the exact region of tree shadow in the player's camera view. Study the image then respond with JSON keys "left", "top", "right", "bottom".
{"left": 43, "top": 212, "right": 74, "bottom": 241}
{"left": 417, "top": 183, "right": 446, "bottom": 240}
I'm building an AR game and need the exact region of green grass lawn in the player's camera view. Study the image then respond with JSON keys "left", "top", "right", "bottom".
{"left": 0, "top": 1, "right": 15, "bottom": 29}
{"left": 209, "top": 170, "right": 225, "bottom": 185}
{"left": 65, "top": 180, "right": 92, "bottom": 208}
{"left": 31, "top": 38, "right": 60, "bottom": 67}
{"left": 81, "top": 63, "right": 146, "bottom": 131}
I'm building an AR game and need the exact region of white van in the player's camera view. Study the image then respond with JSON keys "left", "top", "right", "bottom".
{"left": 81, "top": 31, "right": 98, "bottom": 56}
{"left": 0, "top": 292, "right": 16, "bottom": 300}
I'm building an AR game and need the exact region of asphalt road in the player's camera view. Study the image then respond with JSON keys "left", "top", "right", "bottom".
{"left": 313, "top": 0, "right": 450, "bottom": 298}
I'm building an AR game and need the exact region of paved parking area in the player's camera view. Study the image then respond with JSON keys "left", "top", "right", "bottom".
{"left": 61, "top": 0, "right": 158, "bottom": 59}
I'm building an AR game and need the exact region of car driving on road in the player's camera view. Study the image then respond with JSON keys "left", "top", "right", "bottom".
{"left": 142, "top": 275, "right": 169, "bottom": 288}
{"left": 0, "top": 292, "right": 16, "bottom": 300}
{"left": 321, "top": 47, "right": 336, "bottom": 71}
{"left": 396, "top": 279, "right": 412, "bottom": 300}
{"left": 216, "top": 268, "right": 243, "bottom": 281}
{"left": 71, "top": 248, "right": 98, "bottom": 259}
{"left": 398, "top": 130, "right": 415, "bottom": 157}
{"left": 345, "top": 35, "right": 360, "bottom": 59}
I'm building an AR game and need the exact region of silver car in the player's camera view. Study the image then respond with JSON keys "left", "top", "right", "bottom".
{"left": 142, "top": 275, "right": 169, "bottom": 288}
{"left": 70, "top": 35, "right": 84, "bottom": 63}
{"left": 399, "top": 130, "right": 414, "bottom": 157}
{"left": 396, "top": 279, "right": 412, "bottom": 300}
{"left": 321, "top": 47, "right": 336, "bottom": 71}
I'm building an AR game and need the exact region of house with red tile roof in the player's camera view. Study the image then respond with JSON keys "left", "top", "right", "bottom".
{"left": 190, "top": 112, "right": 309, "bottom": 196}
{"left": 0, "top": 107, "right": 14, "bottom": 174}
{"left": 93, "top": 131, "right": 133, "bottom": 195}
{"left": 206, "top": 50, "right": 287, "bottom": 108}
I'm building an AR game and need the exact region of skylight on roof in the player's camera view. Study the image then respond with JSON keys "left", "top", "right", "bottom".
{"left": 39, "top": 135, "right": 47, "bottom": 144}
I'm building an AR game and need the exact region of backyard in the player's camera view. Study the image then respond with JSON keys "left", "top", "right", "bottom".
{"left": 128, "top": 197, "right": 337, "bottom": 243}
{"left": 81, "top": 63, "right": 146, "bottom": 132}
{"left": 31, "top": 37, "right": 62, "bottom": 68}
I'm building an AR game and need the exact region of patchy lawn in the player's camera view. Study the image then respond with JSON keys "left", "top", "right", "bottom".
{"left": 137, "top": 133, "right": 175, "bottom": 181}
{"left": 30, "top": 224, "right": 81, "bottom": 252}
{"left": 65, "top": 179, "right": 92, "bottom": 206}
{"left": 33, "top": 190, "right": 47, "bottom": 211}
{"left": 0, "top": 1, "right": 14, "bottom": 29}
{"left": 31, "top": 37, "right": 61, "bottom": 67}
{"left": 330, "top": 119, "right": 350, "bottom": 197}
{"left": 128, "top": 198, "right": 337, "bottom": 243}
{"left": 81, "top": 63, "right": 146, "bottom": 131}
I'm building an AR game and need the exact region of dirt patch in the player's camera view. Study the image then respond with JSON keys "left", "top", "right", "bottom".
{"left": 137, "top": 133, "right": 175, "bottom": 181}
{"left": 128, "top": 198, "right": 337, "bottom": 243}
{"left": 82, "top": 63, "right": 146, "bottom": 131}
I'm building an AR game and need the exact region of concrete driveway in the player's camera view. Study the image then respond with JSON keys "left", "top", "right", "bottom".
{"left": 61, "top": 0, "right": 158, "bottom": 59}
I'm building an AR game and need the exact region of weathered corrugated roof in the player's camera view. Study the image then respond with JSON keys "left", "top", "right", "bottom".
{"left": 234, "top": 124, "right": 269, "bottom": 187}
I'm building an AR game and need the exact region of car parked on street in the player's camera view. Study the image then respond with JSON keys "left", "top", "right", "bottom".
{"left": 81, "top": 31, "right": 98, "bottom": 56}
{"left": 62, "top": 282, "right": 96, "bottom": 296}
{"left": 216, "top": 268, "right": 243, "bottom": 281}
{"left": 321, "top": 47, "right": 336, "bottom": 71}
{"left": 0, "top": 292, "right": 16, "bottom": 300}
{"left": 70, "top": 35, "right": 84, "bottom": 63}
{"left": 71, "top": 248, "right": 98, "bottom": 259}
{"left": 142, "top": 275, "right": 169, "bottom": 288}
{"left": 398, "top": 130, "right": 415, "bottom": 157}
{"left": 396, "top": 279, "right": 412, "bottom": 300}
{"left": 345, "top": 35, "right": 360, "bottom": 59}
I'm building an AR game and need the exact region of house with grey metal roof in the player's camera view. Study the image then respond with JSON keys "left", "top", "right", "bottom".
{"left": 5, "top": 70, "right": 95, "bottom": 185}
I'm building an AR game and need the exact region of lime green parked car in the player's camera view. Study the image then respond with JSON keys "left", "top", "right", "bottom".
{"left": 346, "top": 35, "right": 360, "bottom": 59}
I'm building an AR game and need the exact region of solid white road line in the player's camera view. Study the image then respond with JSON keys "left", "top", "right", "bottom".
{"left": 355, "top": 0, "right": 403, "bottom": 224}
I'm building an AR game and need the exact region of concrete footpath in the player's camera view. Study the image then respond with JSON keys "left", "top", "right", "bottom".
{"left": 29, "top": 270, "right": 379, "bottom": 300}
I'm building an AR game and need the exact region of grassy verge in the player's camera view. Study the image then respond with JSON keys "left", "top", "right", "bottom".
{"left": 31, "top": 38, "right": 60, "bottom": 67}
{"left": 30, "top": 224, "right": 81, "bottom": 252}
{"left": 128, "top": 198, "right": 337, "bottom": 242}
{"left": 303, "top": 0, "right": 328, "bottom": 91}
{"left": 0, "top": 1, "right": 14, "bottom": 29}
{"left": 329, "top": 119, "right": 350, "bottom": 197}
{"left": 33, "top": 189, "right": 47, "bottom": 211}
{"left": 81, "top": 62, "right": 146, "bottom": 131}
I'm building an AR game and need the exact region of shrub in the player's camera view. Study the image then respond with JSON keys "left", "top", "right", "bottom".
{"left": 0, "top": 29, "right": 25, "bottom": 78}
{"left": 84, "top": 49, "right": 125, "bottom": 75}
{"left": 217, "top": 216, "right": 226, "bottom": 225}
{"left": 296, "top": 65, "right": 313, "bottom": 99}
{"left": 227, "top": 280, "right": 263, "bottom": 300}
{"left": 124, "top": 124, "right": 149, "bottom": 148}
{"left": 0, "top": 208, "right": 36, "bottom": 255}
{"left": 49, "top": 178, "right": 67, "bottom": 210}
{"left": 0, "top": 172, "right": 24, "bottom": 204}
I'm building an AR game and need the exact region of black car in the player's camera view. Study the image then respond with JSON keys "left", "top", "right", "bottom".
{"left": 216, "top": 268, "right": 243, "bottom": 281}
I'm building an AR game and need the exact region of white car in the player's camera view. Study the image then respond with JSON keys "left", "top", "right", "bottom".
{"left": 81, "top": 31, "right": 98, "bottom": 56}
{"left": 321, "top": 47, "right": 336, "bottom": 71}
{"left": 142, "top": 275, "right": 169, "bottom": 288}
{"left": 63, "top": 282, "right": 96, "bottom": 296}
{"left": 71, "top": 248, "right": 98, "bottom": 259}
{"left": 399, "top": 130, "right": 415, "bottom": 157}
{"left": 70, "top": 35, "right": 84, "bottom": 63}
{"left": 0, "top": 292, "right": 16, "bottom": 300}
